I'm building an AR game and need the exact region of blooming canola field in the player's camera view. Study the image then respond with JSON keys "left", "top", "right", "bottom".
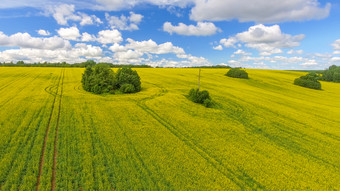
{"left": 0, "top": 67, "right": 339, "bottom": 190}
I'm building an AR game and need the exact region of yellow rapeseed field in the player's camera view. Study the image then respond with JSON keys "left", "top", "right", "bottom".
{"left": 0, "top": 67, "right": 339, "bottom": 190}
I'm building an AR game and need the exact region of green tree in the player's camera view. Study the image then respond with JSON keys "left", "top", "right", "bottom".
{"left": 115, "top": 67, "right": 141, "bottom": 93}
{"left": 16, "top": 61, "right": 25, "bottom": 65}
{"left": 81, "top": 64, "right": 116, "bottom": 94}
{"left": 333, "top": 71, "right": 340, "bottom": 82}
{"left": 321, "top": 65, "right": 340, "bottom": 82}
{"left": 81, "top": 65, "right": 142, "bottom": 94}
{"left": 83, "top": 60, "right": 96, "bottom": 68}
{"left": 226, "top": 68, "right": 249, "bottom": 79}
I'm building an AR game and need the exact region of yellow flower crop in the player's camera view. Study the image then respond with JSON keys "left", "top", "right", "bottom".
{"left": 0, "top": 67, "right": 339, "bottom": 190}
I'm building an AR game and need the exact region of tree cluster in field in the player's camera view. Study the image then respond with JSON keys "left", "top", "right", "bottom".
{"left": 225, "top": 68, "right": 249, "bottom": 79}
{"left": 82, "top": 64, "right": 141, "bottom": 94}
{"left": 188, "top": 88, "right": 213, "bottom": 107}
{"left": 0, "top": 60, "right": 152, "bottom": 68}
{"left": 294, "top": 72, "right": 322, "bottom": 90}
{"left": 320, "top": 65, "right": 340, "bottom": 82}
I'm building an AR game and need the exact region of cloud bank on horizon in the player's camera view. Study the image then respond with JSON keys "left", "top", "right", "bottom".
{"left": 0, "top": 0, "right": 339, "bottom": 69}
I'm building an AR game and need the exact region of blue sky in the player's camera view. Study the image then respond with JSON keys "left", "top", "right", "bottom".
{"left": 0, "top": 0, "right": 340, "bottom": 69}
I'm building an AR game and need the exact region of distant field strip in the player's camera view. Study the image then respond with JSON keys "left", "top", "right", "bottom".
{"left": 0, "top": 67, "right": 339, "bottom": 190}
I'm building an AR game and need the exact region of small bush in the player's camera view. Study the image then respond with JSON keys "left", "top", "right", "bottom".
{"left": 188, "top": 88, "right": 212, "bottom": 107}
{"left": 226, "top": 68, "right": 248, "bottom": 79}
{"left": 203, "top": 99, "right": 213, "bottom": 108}
{"left": 294, "top": 73, "right": 321, "bottom": 90}
{"left": 120, "top": 83, "right": 136, "bottom": 93}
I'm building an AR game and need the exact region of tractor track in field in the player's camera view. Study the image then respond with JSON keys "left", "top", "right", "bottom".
{"left": 36, "top": 69, "right": 64, "bottom": 191}
{"left": 51, "top": 69, "right": 64, "bottom": 191}
{"left": 73, "top": 83, "right": 87, "bottom": 95}
{"left": 136, "top": 86, "right": 264, "bottom": 190}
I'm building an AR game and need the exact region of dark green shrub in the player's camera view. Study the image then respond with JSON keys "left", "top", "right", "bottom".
{"left": 226, "top": 68, "right": 248, "bottom": 79}
{"left": 294, "top": 73, "right": 321, "bottom": 90}
{"left": 188, "top": 88, "right": 212, "bottom": 107}
{"left": 115, "top": 67, "right": 141, "bottom": 93}
{"left": 203, "top": 99, "right": 213, "bottom": 108}
{"left": 120, "top": 83, "right": 136, "bottom": 93}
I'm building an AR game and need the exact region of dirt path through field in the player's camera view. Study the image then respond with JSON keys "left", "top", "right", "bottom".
{"left": 51, "top": 69, "right": 64, "bottom": 191}
{"left": 36, "top": 69, "right": 64, "bottom": 191}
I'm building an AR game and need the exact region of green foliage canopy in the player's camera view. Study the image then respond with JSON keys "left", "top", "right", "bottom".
{"left": 226, "top": 68, "right": 249, "bottom": 79}
{"left": 294, "top": 72, "right": 321, "bottom": 90}
{"left": 115, "top": 67, "right": 141, "bottom": 92}
{"left": 82, "top": 65, "right": 141, "bottom": 94}
{"left": 188, "top": 88, "right": 212, "bottom": 107}
{"left": 321, "top": 65, "right": 340, "bottom": 82}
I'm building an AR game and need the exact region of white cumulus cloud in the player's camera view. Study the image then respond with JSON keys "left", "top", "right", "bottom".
{"left": 332, "top": 39, "right": 340, "bottom": 50}
{"left": 0, "top": 31, "right": 71, "bottom": 50}
{"left": 105, "top": 12, "right": 143, "bottom": 31}
{"left": 80, "top": 32, "right": 95, "bottom": 42}
{"left": 219, "top": 24, "right": 305, "bottom": 56}
{"left": 233, "top": 49, "right": 252, "bottom": 56}
{"left": 287, "top": 49, "right": 304, "bottom": 54}
{"left": 57, "top": 26, "right": 81, "bottom": 40}
{"left": 0, "top": 44, "right": 103, "bottom": 63}
{"left": 220, "top": 37, "right": 238, "bottom": 48}
{"left": 190, "top": 0, "right": 331, "bottom": 23}
{"left": 97, "top": 29, "right": 123, "bottom": 44}
{"left": 301, "top": 59, "right": 318, "bottom": 66}
{"left": 331, "top": 57, "right": 340, "bottom": 62}
{"left": 37, "top": 29, "right": 50, "bottom": 36}
{"left": 213, "top": 45, "right": 223, "bottom": 50}
{"left": 107, "top": 38, "right": 210, "bottom": 67}
{"left": 94, "top": 0, "right": 193, "bottom": 11}
{"left": 46, "top": 4, "right": 102, "bottom": 26}
{"left": 163, "top": 22, "right": 220, "bottom": 36}
{"left": 124, "top": 38, "right": 185, "bottom": 55}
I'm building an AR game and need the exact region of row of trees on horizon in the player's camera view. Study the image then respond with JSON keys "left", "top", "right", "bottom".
{"left": 0, "top": 60, "right": 232, "bottom": 68}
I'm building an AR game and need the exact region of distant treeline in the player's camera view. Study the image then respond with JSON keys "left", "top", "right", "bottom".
{"left": 191, "top": 65, "right": 231, "bottom": 68}
{"left": 320, "top": 65, "right": 340, "bottom": 82}
{"left": 289, "top": 65, "right": 340, "bottom": 83}
{"left": 0, "top": 60, "right": 232, "bottom": 68}
{"left": 0, "top": 60, "right": 152, "bottom": 68}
